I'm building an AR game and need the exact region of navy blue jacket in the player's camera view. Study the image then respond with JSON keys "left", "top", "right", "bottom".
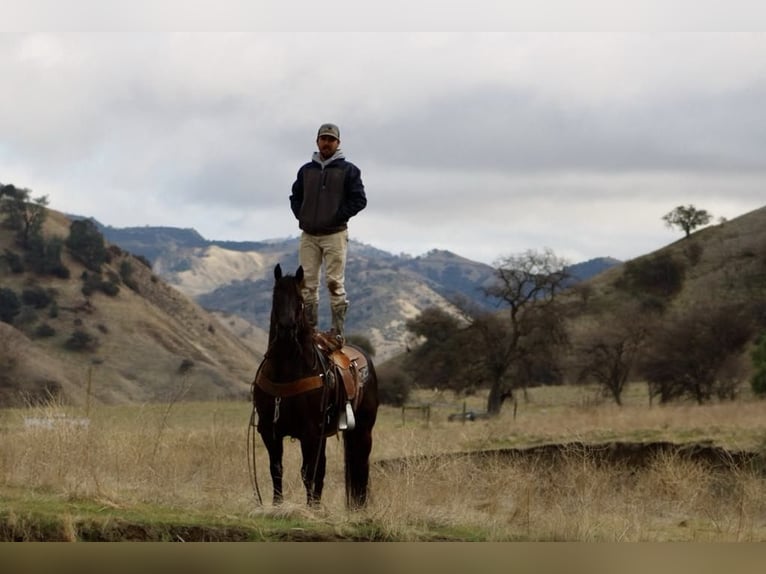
{"left": 290, "top": 155, "right": 367, "bottom": 236}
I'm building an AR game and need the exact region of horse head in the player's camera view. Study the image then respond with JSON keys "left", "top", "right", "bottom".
{"left": 270, "top": 264, "right": 306, "bottom": 340}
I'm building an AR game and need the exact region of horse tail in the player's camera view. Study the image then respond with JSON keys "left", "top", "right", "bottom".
{"left": 343, "top": 424, "right": 373, "bottom": 509}
{"left": 342, "top": 359, "right": 379, "bottom": 509}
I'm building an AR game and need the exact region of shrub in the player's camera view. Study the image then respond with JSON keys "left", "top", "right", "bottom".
{"left": 65, "top": 329, "right": 99, "bottom": 352}
{"left": 683, "top": 241, "right": 704, "bottom": 266}
{"left": 34, "top": 323, "right": 56, "bottom": 338}
{"left": 376, "top": 364, "right": 412, "bottom": 406}
{"left": 2, "top": 249, "right": 24, "bottom": 273}
{"left": 179, "top": 358, "right": 195, "bottom": 374}
{"left": 66, "top": 219, "right": 107, "bottom": 271}
{"left": 752, "top": 371, "right": 766, "bottom": 397}
{"left": 100, "top": 280, "right": 120, "bottom": 297}
{"left": 25, "top": 235, "right": 69, "bottom": 278}
{"left": 21, "top": 285, "right": 53, "bottom": 309}
{"left": 616, "top": 252, "right": 686, "bottom": 299}
{"left": 81, "top": 272, "right": 120, "bottom": 297}
{"left": 120, "top": 260, "right": 140, "bottom": 292}
{"left": 81, "top": 272, "right": 100, "bottom": 296}
{"left": 751, "top": 333, "right": 766, "bottom": 397}
{"left": 0, "top": 288, "right": 21, "bottom": 324}
{"left": 0, "top": 328, "right": 19, "bottom": 380}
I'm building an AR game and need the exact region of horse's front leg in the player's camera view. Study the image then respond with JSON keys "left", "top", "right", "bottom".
{"left": 263, "top": 434, "right": 284, "bottom": 505}
{"left": 300, "top": 436, "right": 327, "bottom": 506}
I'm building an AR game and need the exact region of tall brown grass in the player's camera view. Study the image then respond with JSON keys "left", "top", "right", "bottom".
{"left": 1, "top": 384, "right": 764, "bottom": 540}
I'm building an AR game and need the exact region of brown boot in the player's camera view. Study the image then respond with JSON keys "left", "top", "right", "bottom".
{"left": 330, "top": 302, "right": 348, "bottom": 342}
{"left": 304, "top": 302, "right": 318, "bottom": 330}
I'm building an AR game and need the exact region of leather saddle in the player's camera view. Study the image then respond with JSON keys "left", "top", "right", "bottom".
{"left": 314, "top": 331, "right": 370, "bottom": 409}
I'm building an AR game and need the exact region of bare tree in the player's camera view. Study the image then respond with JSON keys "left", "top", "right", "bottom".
{"left": 476, "top": 248, "right": 571, "bottom": 415}
{"left": 577, "top": 303, "right": 657, "bottom": 406}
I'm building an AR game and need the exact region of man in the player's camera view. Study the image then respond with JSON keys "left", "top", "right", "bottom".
{"left": 289, "top": 123, "right": 367, "bottom": 337}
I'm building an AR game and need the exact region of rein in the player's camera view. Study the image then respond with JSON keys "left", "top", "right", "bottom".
{"left": 247, "top": 360, "right": 265, "bottom": 505}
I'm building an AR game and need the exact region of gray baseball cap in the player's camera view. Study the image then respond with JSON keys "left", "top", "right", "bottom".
{"left": 317, "top": 123, "right": 340, "bottom": 139}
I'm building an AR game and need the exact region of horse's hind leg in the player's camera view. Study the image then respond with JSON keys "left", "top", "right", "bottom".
{"left": 300, "top": 437, "right": 327, "bottom": 506}
{"left": 344, "top": 427, "right": 373, "bottom": 509}
{"left": 264, "top": 435, "right": 284, "bottom": 505}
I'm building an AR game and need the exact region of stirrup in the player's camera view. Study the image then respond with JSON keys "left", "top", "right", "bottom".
{"left": 338, "top": 401, "right": 355, "bottom": 431}
{"left": 329, "top": 328, "right": 345, "bottom": 346}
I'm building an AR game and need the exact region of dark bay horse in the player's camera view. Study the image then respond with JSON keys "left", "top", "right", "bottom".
{"left": 251, "top": 264, "right": 379, "bottom": 508}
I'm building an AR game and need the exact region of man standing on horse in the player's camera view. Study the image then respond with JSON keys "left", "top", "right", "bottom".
{"left": 289, "top": 123, "right": 367, "bottom": 338}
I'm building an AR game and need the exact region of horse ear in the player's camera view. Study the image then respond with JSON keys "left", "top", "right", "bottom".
{"left": 274, "top": 264, "right": 282, "bottom": 280}
{"left": 296, "top": 266, "right": 304, "bottom": 282}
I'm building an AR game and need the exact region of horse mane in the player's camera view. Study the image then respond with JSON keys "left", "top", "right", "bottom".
{"left": 266, "top": 269, "right": 315, "bottom": 373}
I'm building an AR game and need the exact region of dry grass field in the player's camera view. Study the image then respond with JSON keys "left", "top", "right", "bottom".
{"left": 1, "top": 383, "right": 765, "bottom": 541}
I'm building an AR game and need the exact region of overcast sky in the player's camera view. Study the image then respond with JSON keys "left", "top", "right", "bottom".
{"left": 2, "top": 4, "right": 766, "bottom": 265}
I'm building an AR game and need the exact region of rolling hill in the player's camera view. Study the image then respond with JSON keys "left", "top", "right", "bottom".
{"left": 5, "top": 199, "right": 763, "bottom": 408}
{"left": 1, "top": 210, "right": 261, "bottom": 407}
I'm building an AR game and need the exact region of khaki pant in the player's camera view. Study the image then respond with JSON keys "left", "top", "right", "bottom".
{"left": 299, "top": 230, "right": 348, "bottom": 308}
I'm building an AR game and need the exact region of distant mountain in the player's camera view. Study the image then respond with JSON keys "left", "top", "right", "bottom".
{"left": 95, "top": 225, "right": 619, "bottom": 360}
{"left": 566, "top": 257, "right": 622, "bottom": 282}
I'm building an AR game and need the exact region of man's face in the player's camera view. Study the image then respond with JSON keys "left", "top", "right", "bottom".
{"left": 317, "top": 135, "right": 340, "bottom": 159}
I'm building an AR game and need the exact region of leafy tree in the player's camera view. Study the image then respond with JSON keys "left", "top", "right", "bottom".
{"left": 640, "top": 304, "right": 754, "bottom": 404}
{"left": 477, "top": 248, "right": 571, "bottom": 415}
{"left": 405, "top": 307, "right": 471, "bottom": 392}
{"left": 66, "top": 219, "right": 107, "bottom": 271}
{"left": 406, "top": 306, "right": 461, "bottom": 343}
{"left": 662, "top": 204, "right": 713, "bottom": 238}
{"left": 0, "top": 288, "right": 21, "bottom": 324}
{"left": 0, "top": 185, "right": 49, "bottom": 249}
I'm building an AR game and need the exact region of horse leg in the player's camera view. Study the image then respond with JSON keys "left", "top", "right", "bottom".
{"left": 300, "top": 437, "right": 327, "bottom": 506}
{"left": 344, "top": 426, "right": 373, "bottom": 509}
{"left": 264, "top": 435, "right": 284, "bottom": 505}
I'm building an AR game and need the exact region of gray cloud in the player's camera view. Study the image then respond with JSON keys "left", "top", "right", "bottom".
{"left": 1, "top": 31, "right": 764, "bottom": 264}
